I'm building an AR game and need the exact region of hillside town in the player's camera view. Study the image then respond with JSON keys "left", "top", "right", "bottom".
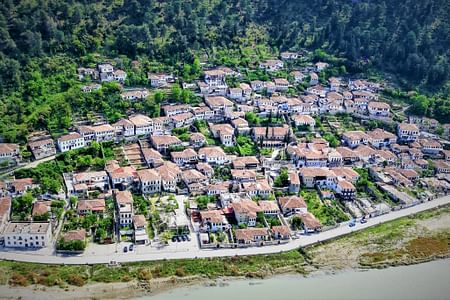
{"left": 0, "top": 51, "right": 449, "bottom": 254}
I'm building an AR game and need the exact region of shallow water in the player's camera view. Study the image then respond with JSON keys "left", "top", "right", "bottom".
{"left": 143, "top": 259, "right": 450, "bottom": 300}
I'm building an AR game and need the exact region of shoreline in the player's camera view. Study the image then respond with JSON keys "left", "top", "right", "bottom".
{"left": 0, "top": 206, "right": 449, "bottom": 299}
{"left": 2, "top": 257, "right": 449, "bottom": 300}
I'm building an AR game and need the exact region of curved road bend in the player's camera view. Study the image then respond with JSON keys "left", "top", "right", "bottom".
{"left": 1, "top": 195, "right": 449, "bottom": 265}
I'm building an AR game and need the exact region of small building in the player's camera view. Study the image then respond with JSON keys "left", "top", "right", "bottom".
{"left": 0, "top": 143, "right": 20, "bottom": 161}
{"left": 259, "top": 60, "right": 284, "bottom": 72}
{"left": 28, "top": 138, "right": 56, "bottom": 160}
{"left": 271, "top": 225, "right": 291, "bottom": 240}
{"left": 200, "top": 210, "right": 228, "bottom": 232}
{"left": 278, "top": 195, "right": 307, "bottom": 217}
{"left": 296, "top": 213, "right": 322, "bottom": 233}
{"left": 235, "top": 227, "right": 269, "bottom": 244}
{"left": 133, "top": 215, "right": 149, "bottom": 244}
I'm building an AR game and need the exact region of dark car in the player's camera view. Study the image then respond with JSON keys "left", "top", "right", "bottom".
{"left": 184, "top": 234, "right": 191, "bottom": 241}
{"left": 172, "top": 236, "right": 177, "bottom": 242}
{"left": 181, "top": 235, "right": 187, "bottom": 242}
{"left": 176, "top": 235, "right": 182, "bottom": 242}
{"left": 123, "top": 246, "right": 128, "bottom": 253}
{"left": 129, "top": 244, "right": 134, "bottom": 251}
{"left": 360, "top": 218, "right": 367, "bottom": 224}
{"left": 349, "top": 220, "right": 356, "bottom": 227}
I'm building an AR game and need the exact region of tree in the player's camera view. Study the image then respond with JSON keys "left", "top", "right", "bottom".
{"left": 245, "top": 112, "right": 260, "bottom": 126}
{"left": 95, "top": 228, "right": 107, "bottom": 240}
{"left": 274, "top": 167, "right": 289, "bottom": 187}
{"left": 291, "top": 216, "right": 302, "bottom": 229}
{"left": 171, "top": 84, "right": 182, "bottom": 103}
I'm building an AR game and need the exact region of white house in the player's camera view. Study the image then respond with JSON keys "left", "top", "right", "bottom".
{"left": 3, "top": 222, "right": 52, "bottom": 248}
{"left": 198, "top": 146, "right": 228, "bottom": 165}
{"left": 57, "top": 133, "right": 85, "bottom": 152}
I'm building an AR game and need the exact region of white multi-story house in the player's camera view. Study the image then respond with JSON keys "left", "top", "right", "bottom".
{"left": 129, "top": 114, "right": 153, "bottom": 136}
{"left": 342, "top": 131, "right": 370, "bottom": 149}
{"left": 57, "top": 133, "right": 85, "bottom": 152}
{"left": 397, "top": 123, "right": 420, "bottom": 142}
{"left": 367, "top": 129, "right": 397, "bottom": 149}
{"left": 210, "top": 124, "right": 235, "bottom": 146}
{"left": 231, "top": 199, "right": 262, "bottom": 227}
{"left": 113, "top": 69, "right": 127, "bottom": 83}
{"left": 0, "top": 143, "right": 20, "bottom": 161}
{"left": 368, "top": 101, "right": 390, "bottom": 117}
{"left": 98, "top": 63, "right": 114, "bottom": 73}
{"left": 3, "top": 222, "right": 52, "bottom": 248}
{"left": 274, "top": 78, "right": 289, "bottom": 91}
{"left": 115, "top": 190, "right": 134, "bottom": 228}
{"left": 112, "top": 119, "right": 135, "bottom": 139}
{"left": 259, "top": 59, "right": 284, "bottom": 72}
{"left": 298, "top": 167, "right": 337, "bottom": 189}
{"left": 121, "top": 89, "right": 149, "bottom": 101}
{"left": 200, "top": 210, "right": 229, "bottom": 232}
{"left": 280, "top": 51, "right": 298, "bottom": 60}
{"left": 72, "top": 171, "right": 109, "bottom": 193}
{"left": 278, "top": 196, "right": 307, "bottom": 217}
{"left": 92, "top": 124, "right": 115, "bottom": 142}
{"left": 204, "top": 69, "right": 227, "bottom": 88}
{"left": 162, "top": 104, "right": 190, "bottom": 117}
{"left": 170, "top": 148, "right": 198, "bottom": 166}
{"left": 155, "top": 162, "right": 181, "bottom": 192}
{"left": 148, "top": 73, "right": 174, "bottom": 87}
{"left": 205, "top": 96, "right": 234, "bottom": 117}
{"left": 137, "top": 169, "right": 161, "bottom": 194}
{"left": 151, "top": 135, "right": 182, "bottom": 153}
{"left": 198, "top": 146, "right": 228, "bottom": 165}
{"left": 78, "top": 126, "right": 96, "bottom": 145}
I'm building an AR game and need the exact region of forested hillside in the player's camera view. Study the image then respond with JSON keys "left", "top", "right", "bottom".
{"left": 0, "top": 0, "right": 449, "bottom": 142}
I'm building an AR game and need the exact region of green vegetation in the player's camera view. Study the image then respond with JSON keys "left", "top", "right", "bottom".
{"left": 195, "top": 195, "right": 217, "bottom": 210}
{"left": 301, "top": 189, "right": 349, "bottom": 226}
{"left": 172, "top": 127, "right": 191, "bottom": 142}
{"left": 236, "top": 135, "right": 259, "bottom": 156}
{"left": 133, "top": 194, "right": 150, "bottom": 216}
{"left": 11, "top": 192, "right": 34, "bottom": 221}
{"left": 13, "top": 142, "right": 115, "bottom": 194}
{"left": 213, "top": 165, "right": 231, "bottom": 181}
{"left": 1, "top": 0, "right": 448, "bottom": 143}
{"left": 274, "top": 167, "right": 289, "bottom": 187}
{"left": 194, "top": 120, "right": 216, "bottom": 146}
{"left": 245, "top": 112, "right": 261, "bottom": 127}
{"left": 2, "top": 206, "right": 449, "bottom": 288}
{"left": 56, "top": 239, "right": 86, "bottom": 252}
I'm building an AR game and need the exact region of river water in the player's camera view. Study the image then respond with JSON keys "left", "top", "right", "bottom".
{"left": 144, "top": 259, "right": 450, "bottom": 300}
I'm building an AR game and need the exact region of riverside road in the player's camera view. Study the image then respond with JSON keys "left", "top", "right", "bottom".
{"left": 1, "top": 195, "right": 449, "bottom": 265}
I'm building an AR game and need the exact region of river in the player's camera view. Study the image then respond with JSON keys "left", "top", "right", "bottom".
{"left": 143, "top": 259, "right": 450, "bottom": 300}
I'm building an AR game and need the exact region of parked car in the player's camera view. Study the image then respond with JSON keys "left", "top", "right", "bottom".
{"left": 129, "top": 244, "right": 134, "bottom": 251}
{"left": 123, "top": 246, "right": 128, "bottom": 253}
{"left": 184, "top": 234, "right": 191, "bottom": 241}
{"left": 349, "top": 220, "right": 356, "bottom": 227}
{"left": 360, "top": 217, "right": 367, "bottom": 224}
{"left": 171, "top": 236, "right": 177, "bottom": 242}
{"left": 181, "top": 235, "right": 187, "bottom": 241}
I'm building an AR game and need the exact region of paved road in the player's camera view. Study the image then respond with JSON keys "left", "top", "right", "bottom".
{"left": 0, "top": 155, "right": 56, "bottom": 177}
{"left": 1, "top": 195, "right": 449, "bottom": 265}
